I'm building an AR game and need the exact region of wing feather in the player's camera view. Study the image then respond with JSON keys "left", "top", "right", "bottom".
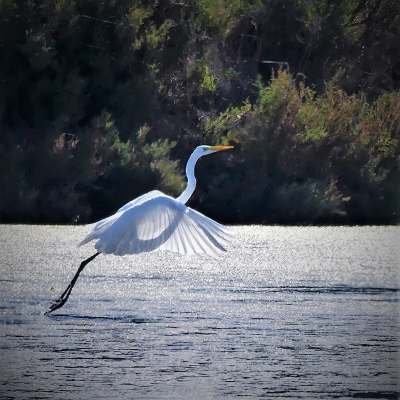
{"left": 142, "top": 212, "right": 151, "bottom": 253}
{"left": 179, "top": 223, "right": 189, "bottom": 254}
{"left": 175, "top": 215, "right": 221, "bottom": 257}
{"left": 166, "top": 207, "right": 180, "bottom": 253}
{"left": 199, "top": 219, "right": 232, "bottom": 247}
{"left": 193, "top": 222, "right": 224, "bottom": 257}
{"left": 188, "top": 208, "right": 234, "bottom": 242}
{"left": 115, "top": 230, "right": 129, "bottom": 256}
{"left": 185, "top": 220, "right": 209, "bottom": 254}
{"left": 181, "top": 221, "right": 197, "bottom": 255}
{"left": 79, "top": 192, "right": 234, "bottom": 257}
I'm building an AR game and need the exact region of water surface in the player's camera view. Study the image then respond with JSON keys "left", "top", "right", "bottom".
{"left": 0, "top": 225, "right": 399, "bottom": 399}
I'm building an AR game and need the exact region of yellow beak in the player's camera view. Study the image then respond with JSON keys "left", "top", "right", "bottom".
{"left": 210, "top": 145, "right": 234, "bottom": 152}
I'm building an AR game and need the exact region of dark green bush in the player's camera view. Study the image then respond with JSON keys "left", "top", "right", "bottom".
{"left": 0, "top": 0, "right": 399, "bottom": 224}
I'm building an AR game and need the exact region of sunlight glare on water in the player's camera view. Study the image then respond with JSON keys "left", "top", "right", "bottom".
{"left": 0, "top": 225, "right": 399, "bottom": 399}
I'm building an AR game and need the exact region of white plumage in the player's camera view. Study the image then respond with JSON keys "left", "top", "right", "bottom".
{"left": 79, "top": 190, "right": 233, "bottom": 257}
{"left": 45, "top": 145, "right": 234, "bottom": 315}
{"left": 79, "top": 145, "right": 234, "bottom": 258}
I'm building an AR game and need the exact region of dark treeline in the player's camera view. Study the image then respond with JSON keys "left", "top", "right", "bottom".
{"left": 0, "top": 0, "right": 399, "bottom": 224}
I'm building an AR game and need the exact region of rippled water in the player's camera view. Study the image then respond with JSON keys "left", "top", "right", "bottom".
{"left": 0, "top": 225, "right": 399, "bottom": 399}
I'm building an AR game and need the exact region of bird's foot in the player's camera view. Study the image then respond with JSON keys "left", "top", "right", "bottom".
{"left": 44, "top": 290, "right": 70, "bottom": 315}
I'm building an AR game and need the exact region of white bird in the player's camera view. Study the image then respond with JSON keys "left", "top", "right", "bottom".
{"left": 45, "top": 145, "right": 234, "bottom": 315}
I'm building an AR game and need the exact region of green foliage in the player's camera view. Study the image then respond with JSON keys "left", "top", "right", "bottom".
{"left": 0, "top": 0, "right": 399, "bottom": 224}
{"left": 200, "top": 64, "right": 217, "bottom": 96}
{"left": 206, "top": 70, "right": 399, "bottom": 223}
{"left": 143, "top": 140, "right": 185, "bottom": 195}
{"left": 206, "top": 99, "right": 252, "bottom": 141}
{"left": 199, "top": 0, "right": 264, "bottom": 38}
{"left": 199, "top": 0, "right": 242, "bottom": 37}
{"left": 269, "top": 180, "right": 346, "bottom": 224}
{"left": 127, "top": 2, "right": 154, "bottom": 33}
{"left": 82, "top": 114, "right": 184, "bottom": 221}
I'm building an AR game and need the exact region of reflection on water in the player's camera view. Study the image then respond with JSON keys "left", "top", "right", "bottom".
{"left": 0, "top": 225, "right": 399, "bottom": 399}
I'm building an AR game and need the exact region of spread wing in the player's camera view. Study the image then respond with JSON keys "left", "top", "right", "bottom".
{"left": 79, "top": 192, "right": 233, "bottom": 258}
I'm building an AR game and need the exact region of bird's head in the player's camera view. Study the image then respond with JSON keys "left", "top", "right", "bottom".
{"left": 195, "top": 145, "right": 234, "bottom": 157}
{"left": 177, "top": 144, "right": 234, "bottom": 204}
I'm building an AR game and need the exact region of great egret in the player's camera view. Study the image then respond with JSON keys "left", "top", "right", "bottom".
{"left": 45, "top": 145, "right": 234, "bottom": 315}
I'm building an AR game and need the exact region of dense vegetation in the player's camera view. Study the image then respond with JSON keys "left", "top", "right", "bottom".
{"left": 1, "top": 0, "right": 399, "bottom": 224}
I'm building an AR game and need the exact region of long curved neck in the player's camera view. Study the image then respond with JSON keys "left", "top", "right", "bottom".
{"left": 176, "top": 151, "right": 201, "bottom": 204}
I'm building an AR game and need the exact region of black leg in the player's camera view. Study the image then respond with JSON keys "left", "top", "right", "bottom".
{"left": 44, "top": 252, "right": 101, "bottom": 315}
